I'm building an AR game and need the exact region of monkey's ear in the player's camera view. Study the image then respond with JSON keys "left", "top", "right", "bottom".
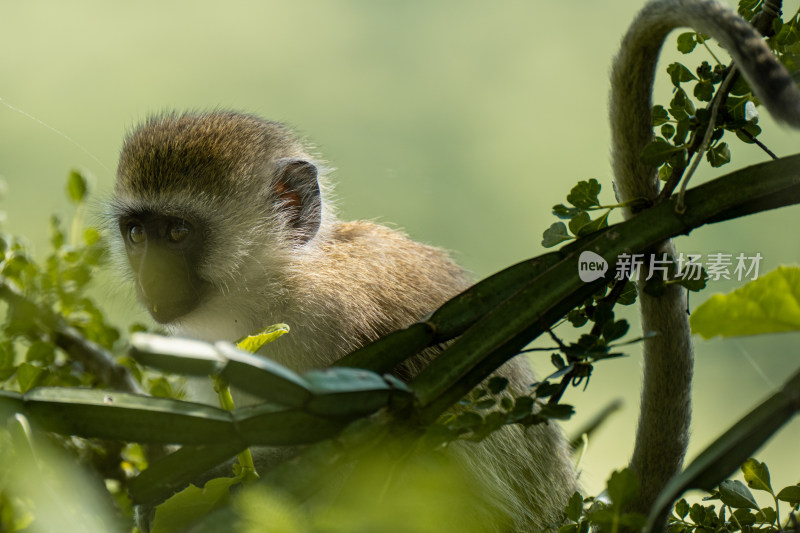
{"left": 273, "top": 158, "right": 322, "bottom": 243}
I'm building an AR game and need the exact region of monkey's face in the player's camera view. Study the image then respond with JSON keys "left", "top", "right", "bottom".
{"left": 113, "top": 111, "right": 327, "bottom": 332}
{"left": 118, "top": 211, "right": 209, "bottom": 324}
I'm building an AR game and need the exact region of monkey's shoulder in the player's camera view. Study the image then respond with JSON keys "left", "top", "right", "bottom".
{"left": 327, "top": 220, "right": 469, "bottom": 286}
{"left": 288, "top": 220, "right": 470, "bottom": 335}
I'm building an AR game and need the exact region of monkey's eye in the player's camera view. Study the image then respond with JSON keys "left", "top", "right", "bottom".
{"left": 128, "top": 224, "right": 146, "bottom": 245}
{"left": 167, "top": 222, "right": 190, "bottom": 243}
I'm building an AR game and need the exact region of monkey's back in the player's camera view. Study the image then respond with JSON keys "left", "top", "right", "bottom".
{"left": 285, "top": 220, "right": 578, "bottom": 531}
{"left": 279, "top": 220, "right": 471, "bottom": 365}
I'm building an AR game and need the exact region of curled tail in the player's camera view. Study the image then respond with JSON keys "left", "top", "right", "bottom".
{"left": 609, "top": 0, "right": 800, "bottom": 522}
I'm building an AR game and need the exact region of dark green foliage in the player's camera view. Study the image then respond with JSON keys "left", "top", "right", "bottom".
{"left": 559, "top": 460, "right": 799, "bottom": 533}
{"left": 0, "top": 172, "right": 181, "bottom": 529}
{"left": 543, "top": 179, "right": 632, "bottom": 247}
{"left": 663, "top": 459, "right": 800, "bottom": 532}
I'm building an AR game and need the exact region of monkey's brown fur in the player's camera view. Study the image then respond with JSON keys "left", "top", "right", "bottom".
{"left": 115, "top": 111, "right": 578, "bottom": 531}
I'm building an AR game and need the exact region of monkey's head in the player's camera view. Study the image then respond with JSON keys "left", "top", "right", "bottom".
{"left": 112, "top": 111, "right": 329, "bottom": 327}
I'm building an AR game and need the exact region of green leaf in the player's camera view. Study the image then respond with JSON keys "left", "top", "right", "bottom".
{"left": 566, "top": 179, "right": 601, "bottom": 209}
{"left": 607, "top": 468, "right": 639, "bottom": 507}
{"left": 667, "top": 63, "right": 698, "bottom": 86}
{"left": 553, "top": 204, "right": 582, "bottom": 219}
{"left": 551, "top": 353, "right": 567, "bottom": 369}
{"left": 487, "top": 377, "right": 508, "bottom": 395}
{"left": 16, "top": 363, "right": 44, "bottom": 393}
{"left": 565, "top": 491, "right": 583, "bottom": 522}
{"left": 652, "top": 105, "right": 670, "bottom": 126}
{"left": 670, "top": 88, "right": 695, "bottom": 120}
{"left": 735, "top": 123, "right": 762, "bottom": 143}
{"left": 602, "top": 320, "right": 629, "bottom": 343}
{"left": 84, "top": 227, "right": 101, "bottom": 246}
{"left": 148, "top": 376, "right": 176, "bottom": 398}
{"left": 566, "top": 309, "right": 588, "bottom": 327}
{"left": 25, "top": 341, "right": 55, "bottom": 365}
{"left": 673, "top": 117, "right": 690, "bottom": 144}
{"left": 66, "top": 170, "right": 88, "bottom": 204}
{"left": 151, "top": 476, "right": 241, "bottom": 533}
{"left": 568, "top": 211, "right": 591, "bottom": 236}
{"left": 575, "top": 211, "right": 610, "bottom": 237}
{"left": 690, "top": 266, "right": 800, "bottom": 339}
{"left": 0, "top": 341, "right": 15, "bottom": 381}
{"left": 48, "top": 215, "right": 65, "bottom": 251}
{"left": 235, "top": 323, "right": 290, "bottom": 353}
{"left": 640, "top": 138, "right": 685, "bottom": 166}
{"left": 536, "top": 403, "right": 574, "bottom": 421}
{"left": 757, "top": 506, "right": 777, "bottom": 524}
{"left": 777, "top": 485, "right": 800, "bottom": 504}
{"left": 616, "top": 282, "right": 637, "bottom": 305}
{"left": 508, "top": 396, "right": 534, "bottom": 421}
{"left": 474, "top": 398, "right": 495, "bottom": 410}
{"left": 694, "top": 80, "right": 714, "bottom": 102}
{"left": 558, "top": 524, "right": 579, "bottom": 533}
{"left": 707, "top": 142, "right": 731, "bottom": 168}
{"left": 674, "top": 498, "right": 690, "bottom": 519}
{"left": 592, "top": 302, "right": 613, "bottom": 329}
{"left": 449, "top": 411, "right": 482, "bottom": 430}
{"left": 676, "top": 32, "right": 697, "bottom": 53}
{"left": 673, "top": 267, "right": 707, "bottom": 292}
{"left": 542, "top": 222, "right": 572, "bottom": 248}
{"left": 741, "top": 458, "right": 772, "bottom": 494}
{"left": 660, "top": 123, "right": 676, "bottom": 139}
{"left": 718, "top": 480, "right": 759, "bottom": 510}
{"left": 732, "top": 508, "right": 757, "bottom": 525}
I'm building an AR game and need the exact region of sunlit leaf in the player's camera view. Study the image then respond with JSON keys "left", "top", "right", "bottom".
{"left": 66, "top": 170, "right": 88, "bottom": 204}
{"left": 236, "top": 323, "right": 290, "bottom": 354}
{"left": 690, "top": 266, "right": 800, "bottom": 338}
{"left": 741, "top": 458, "right": 772, "bottom": 494}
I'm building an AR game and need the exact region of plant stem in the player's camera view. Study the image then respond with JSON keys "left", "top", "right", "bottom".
{"left": 212, "top": 376, "right": 259, "bottom": 483}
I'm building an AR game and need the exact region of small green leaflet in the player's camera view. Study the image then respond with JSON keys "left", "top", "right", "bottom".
{"left": 236, "top": 323, "right": 290, "bottom": 354}
{"left": 66, "top": 169, "right": 88, "bottom": 204}
{"left": 542, "top": 222, "right": 572, "bottom": 248}
{"left": 566, "top": 179, "right": 601, "bottom": 209}
{"left": 677, "top": 32, "right": 698, "bottom": 53}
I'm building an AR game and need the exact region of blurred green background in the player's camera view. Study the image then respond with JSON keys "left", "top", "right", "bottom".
{"left": 0, "top": 0, "right": 798, "bottom": 497}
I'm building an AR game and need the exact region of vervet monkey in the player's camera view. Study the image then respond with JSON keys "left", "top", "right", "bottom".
{"left": 113, "top": 111, "right": 577, "bottom": 531}
{"left": 611, "top": 0, "right": 800, "bottom": 519}
{"left": 113, "top": 0, "right": 800, "bottom": 528}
